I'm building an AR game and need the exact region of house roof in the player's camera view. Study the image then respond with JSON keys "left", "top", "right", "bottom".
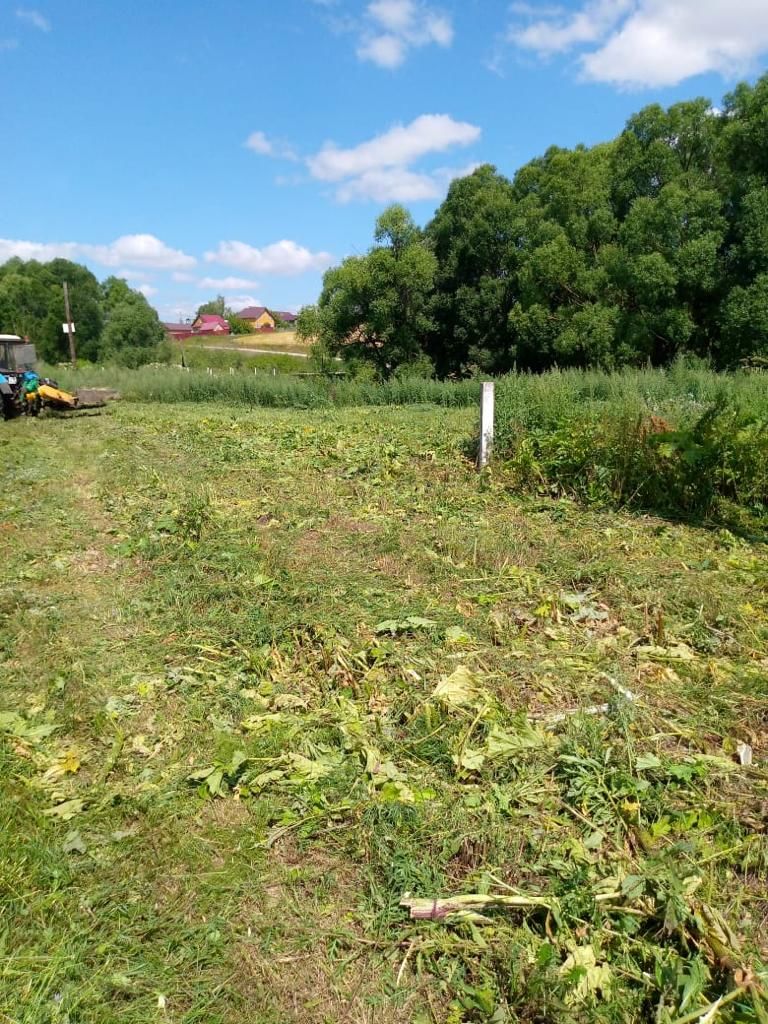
{"left": 196, "top": 314, "right": 230, "bottom": 329}
{"left": 195, "top": 323, "right": 228, "bottom": 334}
{"left": 237, "top": 306, "right": 270, "bottom": 320}
{"left": 163, "top": 322, "right": 194, "bottom": 332}
{"left": 273, "top": 310, "right": 298, "bottom": 322}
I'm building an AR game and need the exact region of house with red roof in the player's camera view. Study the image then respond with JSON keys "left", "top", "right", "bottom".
{"left": 272, "top": 311, "right": 298, "bottom": 326}
{"left": 192, "top": 314, "right": 231, "bottom": 335}
{"left": 236, "top": 307, "right": 298, "bottom": 331}
{"left": 162, "top": 322, "right": 196, "bottom": 342}
{"left": 237, "top": 306, "right": 275, "bottom": 332}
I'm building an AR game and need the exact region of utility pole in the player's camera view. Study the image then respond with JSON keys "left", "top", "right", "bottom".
{"left": 63, "top": 281, "right": 77, "bottom": 366}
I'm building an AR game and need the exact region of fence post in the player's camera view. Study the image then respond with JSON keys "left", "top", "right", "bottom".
{"left": 478, "top": 381, "right": 495, "bottom": 469}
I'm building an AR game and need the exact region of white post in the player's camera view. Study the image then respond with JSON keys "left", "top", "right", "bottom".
{"left": 478, "top": 381, "right": 495, "bottom": 469}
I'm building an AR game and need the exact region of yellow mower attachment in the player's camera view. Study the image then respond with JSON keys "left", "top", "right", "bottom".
{"left": 37, "top": 382, "right": 79, "bottom": 409}
{"left": 23, "top": 377, "right": 80, "bottom": 415}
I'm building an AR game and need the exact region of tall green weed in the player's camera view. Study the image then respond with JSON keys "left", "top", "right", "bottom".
{"left": 494, "top": 364, "right": 768, "bottom": 518}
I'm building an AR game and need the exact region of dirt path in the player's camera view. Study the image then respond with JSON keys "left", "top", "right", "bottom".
{"left": 199, "top": 344, "right": 310, "bottom": 358}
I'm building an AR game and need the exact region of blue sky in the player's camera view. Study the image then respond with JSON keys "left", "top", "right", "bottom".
{"left": 2, "top": 0, "right": 767, "bottom": 323}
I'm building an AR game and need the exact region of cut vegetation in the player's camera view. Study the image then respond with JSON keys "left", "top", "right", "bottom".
{"left": 1, "top": 395, "right": 766, "bottom": 1023}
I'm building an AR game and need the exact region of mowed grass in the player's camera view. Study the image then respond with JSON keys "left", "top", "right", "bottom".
{"left": 1, "top": 401, "right": 767, "bottom": 1023}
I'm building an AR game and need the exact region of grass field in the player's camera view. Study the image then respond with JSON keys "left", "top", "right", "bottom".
{"left": 2, "top": 399, "right": 767, "bottom": 1023}
{"left": 181, "top": 331, "right": 310, "bottom": 355}
{"left": 171, "top": 344, "right": 307, "bottom": 375}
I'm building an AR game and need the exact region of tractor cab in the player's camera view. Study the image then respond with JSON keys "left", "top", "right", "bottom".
{"left": 1, "top": 335, "right": 39, "bottom": 418}
{"left": 0, "top": 334, "right": 38, "bottom": 374}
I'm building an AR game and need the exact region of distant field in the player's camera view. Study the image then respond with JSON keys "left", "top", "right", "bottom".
{"left": 170, "top": 343, "right": 306, "bottom": 374}
{"left": 184, "top": 331, "right": 310, "bottom": 355}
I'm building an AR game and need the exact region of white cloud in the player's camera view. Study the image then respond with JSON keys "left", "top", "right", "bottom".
{"left": 205, "top": 240, "right": 333, "bottom": 276}
{"left": 512, "top": 0, "right": 631, "bottom": 55}
{"left": 0, "top": 38, "right": 19, "bottom": 51}
{"left": 306, "top": 114, "right": 481, "bottom": 202}
{"left": 308, "top": 114, "right": 480, "bottom": 182}
{"left": 336, "top": 163, "right": 479, "bottom": 203}
{"left": 0, "top": 233, "right": 196, "bottom": 271}
{"left": 357, "top": 0, "right": 453, "bottom": 68}
{"left": 114, "top": 267, "right": 148, "bottom": 282}
{"left": 0, "top": 238, "right": 77, "bottom": 262}
{"left": 89, "top": 234, "right": 196, "bottom": 269}
{"left": 509, "top": 0, "right": 768, "bottom": 88}
{"left": 172, "top": 271, "right": 195, "bottom": 283}
{"left": 225, "top": 295, "right": 264, "bottom": 312}
{"left": 197, "top": 276, "right": 261, "bottom": 290}
{"left": 137, "top": 283, "right": 158, "bottom": 298}
{"left": 16, "top": 8, "right": 51, "bottom": 31}
{"left": 244, "top": 131, "right": 298, "bottom": 160}
{"left": 357, "top": 33, "right": 406, "bottom": 68}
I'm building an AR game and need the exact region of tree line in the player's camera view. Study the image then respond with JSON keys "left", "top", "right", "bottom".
{"left": 0, "top": 258, "right": 166, "bottom": 366}
{"left": 300, "top": 75, "right": 768, "bottom": 376}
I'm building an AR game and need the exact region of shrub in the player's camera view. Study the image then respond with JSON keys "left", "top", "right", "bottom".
{"left": 494, "top": 365, "right": 768, "bottom": 519}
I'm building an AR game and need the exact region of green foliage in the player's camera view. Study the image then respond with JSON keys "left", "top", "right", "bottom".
{"left": 0, "top": 257, "right": 104, "bottom": 362}
{"left": 425, "top": 164, "right": 520, "bottom": 375}
{"left": 493, "top": 362, "right": 768, "bottom": 520}
{"left": 46, "top": 362, "right": 482, "bottom": 409}
{"left": 175, "top": 344, "right": 302, "bottom": 374}
{"left": 227, "top": 315, "right": 252, "bottom": 336}
{"left": 316, "top": 73, "right": 768, "bottom": 376}
{"left": 101, "top": 280, "right": 166, "bottom": 367}
{"left": 314, "top": 204, "right": 437, "bottom": 377}
{"left": 195, "top": 294, "right": 227, "bottom": 319}
{"left": 0, "top": 260, "right": 165, "bottom": 365}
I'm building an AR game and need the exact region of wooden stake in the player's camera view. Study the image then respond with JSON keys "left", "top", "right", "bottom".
{"left": 478, "top": 381, "right": 495, "bottom": 469}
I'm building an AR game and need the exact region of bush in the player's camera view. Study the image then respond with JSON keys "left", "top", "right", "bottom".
{"left": 493, "top": 363, "right": 768, "bottom": 518}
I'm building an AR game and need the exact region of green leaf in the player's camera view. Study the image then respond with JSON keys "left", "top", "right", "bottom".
{"left": 621, "top": 874, "right": 646, "bottom": 900}
{"left": 485, "top": 720, "right": 548, "bottom": 759}
{"left": 0, "top": 711, "right": 57, "bottom": 742}
{"left": 287, "top": 751, "right": 341, "bottom": 783}
{"left": 433, "top": 665, "right": 485, "bottom": 707}
{"left": 248, "top": 768, "right": 285, "bottom": 792}
{"left": 445, "top": 625, "right": 473, "bottom": 645}
{"left": 404, "top": 616, "right": 437, "bottom": 629}
{"left": 636, "top": 752, "right": 662, "bottom": 771}
{"left": 44, "top": 798, "right": 85, "bottom": 820}
{"left": 584, "top": 830, "right": 605, "bottom": 850}
{"left": 62, "top": 830, "right": 88, "bottom": 854}
{"left": 375, "top": 616, "right": 437, "bottom": 635}
{"left": 374, "top": 619, "right": 401, "bottom": 634}
{"left": 453, "top": 746, "right": 486, "bottom": 771}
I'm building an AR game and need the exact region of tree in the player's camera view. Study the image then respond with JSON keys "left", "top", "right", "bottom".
{"left": 0, "top": 258, "right": 104, "bottom": 362}
{"left": 196, "top": 295, "right": 226, "bottom": 319}
{"left": 101, "top": 298, "right": 165, "bottom": 366}
{"left": 228, "top": 316, "right": 252, "bottom": 336}
{"left": 719, "top": 274, "right": 768, "bottom": 364}
{"left": 315, "top": 205, "right": 437, "bottom": 377}
{"left": 296, "top": 304, "right": 320, "bottom": 343}
{"left": 425, "top": 165, "right": 519, "bottom": 375}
